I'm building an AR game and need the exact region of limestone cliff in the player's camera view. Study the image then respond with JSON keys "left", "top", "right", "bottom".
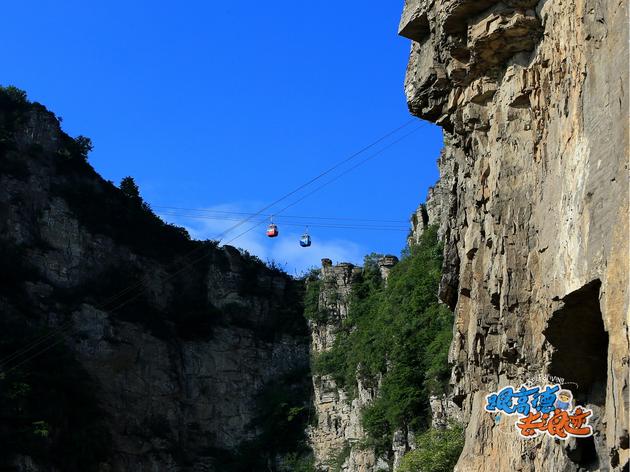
{"left": 308, "top": 260, "right": 386, "bottom": 472}
{"left": 400, "top": 0, "right": 629, "bottom": 470}
{"left": 0, "top": 90, "right": 311, "bottom": 471}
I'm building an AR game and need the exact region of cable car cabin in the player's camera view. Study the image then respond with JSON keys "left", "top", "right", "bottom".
{"left": 300, "top": 234, "right": 311, "bottom": 247}
{"left": 267, "top": 223, "right": 279, "bottom": 238}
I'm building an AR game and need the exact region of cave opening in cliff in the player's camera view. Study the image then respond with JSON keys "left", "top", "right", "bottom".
{"left": 543, "top": 279, "right": 608, "bottom": 407}
{"left": 566, "top": 436, "right": 599, "bottom": 470}
{"left": 544, "top": 280, "right": 607, "bottom": 470}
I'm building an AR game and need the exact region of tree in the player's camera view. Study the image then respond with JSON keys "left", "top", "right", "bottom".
{"left": 75, "top": 135, "right": 93, "bottom": 160}
{"left": 120, "top": 176, "right": 142, "bottom": 204}
{"left": 0, "top": 85, "right": 28, "bottom": 104}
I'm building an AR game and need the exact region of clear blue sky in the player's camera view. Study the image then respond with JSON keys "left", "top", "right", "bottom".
{"left": 3, "top": 1, "right": 443, "bottom": 274}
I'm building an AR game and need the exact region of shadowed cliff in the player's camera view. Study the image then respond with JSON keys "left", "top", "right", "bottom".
{"left": 0, "top": 86, "right": 312, "bottom": 472}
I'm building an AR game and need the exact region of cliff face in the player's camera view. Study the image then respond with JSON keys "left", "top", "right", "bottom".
{"left": 400, "top": 0, "right": 629, "bottom": 470}
{"left": 308, "top": 244, "right": 452, "bottom": 472}
{"left": 0, "top": 93, "right": 311, "bottom": 471}
{"left": 308, "top": 260, "right": 386, "bottom": 472}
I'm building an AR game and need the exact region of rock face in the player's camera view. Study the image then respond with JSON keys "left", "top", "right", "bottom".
{"left": 400, "top": 0, "right": 629, "bottom": 470}
{"left": 308, "top": 261, "right": 379, "bottom": 471}
{"left": 308, "top": 260, "right": 391, "bottom": 472}
{"left": 0, "top": 100, "right": 310, "bottom": 471}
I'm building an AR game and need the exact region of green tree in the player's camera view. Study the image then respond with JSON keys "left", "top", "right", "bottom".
{"left": 0, "top": 85, "right": 28, "bottom": 104}
{"left": 75, "top": 135, "right": 93, "bottom": 160}
{"left": 397, "top": 425, "right": 465, "bottom": 472}
{"left": 120, "top": 176, "right": 142, "bottom": 203}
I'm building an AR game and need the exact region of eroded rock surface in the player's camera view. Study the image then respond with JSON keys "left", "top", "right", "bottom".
{"left": 401, "top": 0, "right": 629, "bottom": 470}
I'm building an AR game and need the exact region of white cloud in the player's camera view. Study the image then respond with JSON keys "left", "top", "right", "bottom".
{"left": 264, "top": 229, "right": 365, "bottom": 277}
{"left": 157, "top": 202, "right": 367, "bottom": 276}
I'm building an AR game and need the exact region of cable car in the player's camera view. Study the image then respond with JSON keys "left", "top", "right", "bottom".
{"left": 267, "top": 223, "right": 279, "bottom": 238}
{"left": 300, "top": 232, "right": 311, "bottom": 247}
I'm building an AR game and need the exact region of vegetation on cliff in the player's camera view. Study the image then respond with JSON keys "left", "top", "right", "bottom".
{"left": 0, "top": 318, "right": 112, "bottom": 471}
{"left": 208, "top": 366, "right": 314, "bottom": 472}
{"left": 312, "top": 226, "right": 454, "bottom": 453}
{"left": 397, "top": 424, "right": 464, "bottom": 472}
{"left": 0, "top": 85, "right": 114, "bottom": 471}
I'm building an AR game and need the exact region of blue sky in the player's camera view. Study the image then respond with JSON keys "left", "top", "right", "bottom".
{"left": 3, "top": 1, "right": 443, "bottom": 275}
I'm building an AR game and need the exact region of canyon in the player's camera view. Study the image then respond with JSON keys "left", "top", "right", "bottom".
{"left": 0, "top": 0, "right": 628, "bottom": 470}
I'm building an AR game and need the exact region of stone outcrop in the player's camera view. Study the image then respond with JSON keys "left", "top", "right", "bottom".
{"left": 308, "top": 259, "right": 397, "bottom": 472}
{"left": 308, "top": 261, "right": 381, "bottom": 471}
{"left": 400, "top": 0, "right": 629, "bottom": 470}
{"left": 0, "top": 101, "right": 310, "bottom": 471}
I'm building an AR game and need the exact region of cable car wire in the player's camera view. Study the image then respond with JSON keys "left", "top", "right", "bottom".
{"left": 157, "top": 214, "right": 409, "bottom": 231}
{"left": 153, "top": 206, "right": 410, "bottom": 224}
{"left": 155, "top": 211, "right": 409, "bottom": 230}
{"left": 223, "top": 126, "right": 421, "bottom": 245}
{"left": 0, "top": 119, "right": 421, "bottom": 374}
{"left": 211, "top": 119, "right": 416, "bottom": 242}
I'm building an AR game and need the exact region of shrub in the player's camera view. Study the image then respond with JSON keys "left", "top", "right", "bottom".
{"left": 120, "top": 176, "right": 141, "bottom": 201}
{"left": 0, "top": 318, "right": 112, "bottom": 471}
{"left": 325, "top": 442, "right": 351, "bottom": 472}
{"left": 281, "top": 453, "right": 316, "bottom": 472}
{"left": 206, "top": 367, "right": 313, "bottom": 471}
{"left": 304, "top": 273, "right": 332, "bottom": 323}
{"left": 0, "top": 85, "right": 28, "bottom": 105}
{"left": 75, "top": 135, "right": 93, "bottom": 160}
{"left": 397, "top": 424, "right": 465, "bottom": 472}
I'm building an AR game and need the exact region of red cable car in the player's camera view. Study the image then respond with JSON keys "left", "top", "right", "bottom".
{"left": 267, "top": 223, "right": 279, "bottom": 238}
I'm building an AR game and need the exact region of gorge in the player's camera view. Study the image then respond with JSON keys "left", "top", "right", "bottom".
{"left": 0, "top": 0, "right": 628, "bottom": 471}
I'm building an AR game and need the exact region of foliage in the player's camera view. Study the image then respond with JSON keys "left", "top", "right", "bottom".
{"left": 0, "top": 85, "right": 30, "bottom": 158}
{"left": 250, "top": 367, "right": 312, "bottom": 456}
{"left": 120, "top": 176, "right": 141, "bottom": 201}
{"left": 0, "top": 85, "right": 28, "bottom": 104}
{"left": 74, "top": 135, "right": 93, "bottom": 160}
{"left": 313, "top": 226, "right": 454, "bottom": 450}
{"left": 325, "top": 442, "right": 352, "bottom": 472}
{"left": 55, "top": 131, "right": 95, "bottom": 163}
{"left": 204, "top": 367, "right": 314, "bottom": 472}
{"left": 303, "top": 270, "right": 333, "bottom": 323}
{"left": 397, "top": 424, "right": 465, "bottom": 472}
{"left": 32, "top": 421, "right": 50, "bottom": 438}
{"left": 0, "top": 317, "right": 112, "bottom": 471}
{"left": 281, "top": 453, "right": 316, "bottom": 472}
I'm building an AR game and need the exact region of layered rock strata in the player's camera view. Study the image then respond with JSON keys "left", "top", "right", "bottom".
{"left": 400, "top": 0, "right": 629, "bottom": 470}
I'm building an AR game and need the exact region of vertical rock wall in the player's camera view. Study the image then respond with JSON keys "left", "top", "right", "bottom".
{"left": 400, "top": 0, "right": 629, "bottom": 470}
{"left": 0, "top": 103, "right": 311, "bottom": 471}
{"left": 308, "top": 260, "right": 387, "bottom": 472}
